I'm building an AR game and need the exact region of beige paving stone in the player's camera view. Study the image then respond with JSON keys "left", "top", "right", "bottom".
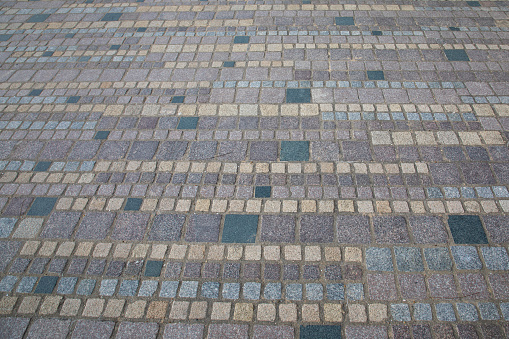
{"left": 279, "top": 303, "right": 297, "bottom": 322}
{"left": 82, "top": 299, "right": 105, "bottom": 317}
{"left": 169, "top": 301, "right": 189, "bottom": 320}
{"left": 146, "top": 301, "right": 168, "bottom": 319}
{"left": 195, "top": 199, "right": 210, "bottom": 211}
{"left": 169, "top": 244, "right": 187, "bottom": 259}
{"left": 349, "top": 304, "right": 367, "bottom": 322}
{"left": 376, "top": 201, "right": 392, "bottom": 213}
{"left": 18, "top": 296, "right": 41, "bottom": 314}
{"left": 39, "top": 296, "right": 62, "bottom": 315}
{"left": 369, "top": 304, "right": 388, "bottom": 322}
{"left": 38, "top": 241, "right": 57, "bottom": 256}
{"left": 257, "top": 303, "right": 276, "bottom": 321}
{"left": 246, "top": 200, "right": 262, "bottom": 212}
{"left": 131, "top": 244, "right": 149, "bottom": 258}
{"left": 481, "top": 200, "right": 498, "bottom": 213}
{"left": 427, "top": 201, "right": 445, "bottom": 213}
{"left": 393, "top": 201, "right": 410, "bottom": 213}
{"left": 207, "top": 245, "right": 225, "bottom": 260}
{"left": 75, "top": 242, "right": 93, "bottom": 256}
{"left": 338, "top": 200, "right": 354, "bottom": 212}
{"left": 325, "top": 247, "right": 341, "bottom": 261}
{"left": 264, "top": 200, "right": 281, "bottom": 213}
{"left": 93, "top": 243, "right": 112, "bottom": 257}
{"left": 20, "top": 241, "right": 40, "bottom": 255}
{"left": 150, "top": 244, "right": 167, "bottom": 259}
{"left": 301, "top": 200, "right": 317, "bottom": 212}
{"left": 305, "top": 246, "right": 321, "bottom": 261}
{"left": 302, "top": 304, "right": 320, "bottom": 322}
{"left": 189, "top": 301, "right": 208, "bottom": 319}
{"left": 357, "top": 200, "right": 374, "bottom": 213}
{"left": 113, "top": 243, "right": 132, "bottom": 258}
{"left": 446, "top": 201, "right": 464, "bottom": 213}
{"left": 410, "top": 201, "right": 426, "bottom": 213}
{"left": 103, "top": 299, "right": 125, "bottom": 318}
{"left": 211, "top": 302, "right": 231, "bottom": 320}
{"left": 264, "top": 245, "right": 280, "bottom": 261}
{"left": 125, "top": 300, "right": 146, "bottom": 318}
{"left": 324, "top": 304, "right": 343, "bottom": 322}
{"left": 56, "top": 241, "right": 75, "bottom": 256}
{"left": 0, "top": 296, "right": 17, "bottom": 315}
{"left": 244, "top": 245, "right": 261, "bottom": 260}
{"left": 227, "top": 245, "right": 243, "bottom": 260}
{"left": 188, "top": 244, "right": 206, "bottom": 260}
{"left": 285, "top": 245, "right": 302, "bottom": 261}
{"left": 60, "top": 298, "right": 81, "bottom": 316}
{"left": 282, "top": 200, "right": 298, "bottom": 212}
{"left": 233, "top": 303, "right": 253, "bottom": 321}
{"left": 344, "top": 247, "right": 362, "bottom": 262}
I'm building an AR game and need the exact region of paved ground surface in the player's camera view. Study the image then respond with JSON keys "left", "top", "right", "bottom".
{"left": 0, "top": 0, "right": 508, "bottom": 338}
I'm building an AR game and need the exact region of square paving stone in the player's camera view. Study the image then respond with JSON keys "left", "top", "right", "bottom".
{"left": 27, "top": 197, "right": 57, "bottom": 216}
{"left": 451, "top": 246, "right": 482, "bottom": 269}
{"left": 145, "top": 260, "right": 164, "bottom": 277}
{"left": 0, "top": 317, "right": 30, "bottom": 339}
{"left": 34, "top": 276, "right": 58, "bottom": 294}
{"left": 156, "top": 141, "right": 188, "bottom": 160}
{"left": 395, "top": 247, "right": 424, "bottom": 272}
{"left": 366, "top": 247, "right": 393, "bottom": 271}
{"left": 281, "top": 141, "right": 309, "bottom": 161}
{"left": 72, "top": 320, "right": 115, "bottom": 339}
{"left": 408, "top": 216, "right": 448, "bottom": 243}
{"left": 75, "top": 212, "right": 115, "bottom": 239}
{"left": 222, "top": 214, "right": 259, "bottom": 243}
{"left": 250, "top": 141, "right": 278, "bottom": 161}
{"left": 27, "top": 14, "right": 50, "bottom": 23}
{"left": 373, "top": 216, "right": 410, "bottom": 244}
{"left": 101, "top": 13, "right": 122, "bottom": 21}
{"left": 26, "top": 319, "right": 71, "bottom": 339}
{"left": 171, "top": 96, "right": 185, "bottom": 103}
{"left": 0, "top": 34, "right": 12, "bottom": 42}
{"left": 481, "top": 247, "right": 509, "bottom": 270}
{"left": 33, "top": 161, "right": 51, "bottom": 172}
{"left": 66, "top": 96, "right": 80, "bottom": 103}
{"left": 286, "top": 88, "right": 311, "bottom": 103}
{"left": 111, "top": 213, "right": 150, "bottom": 241}
{"left": 255, "top": 186, "right": 271, "bottom": 198}
{"left": 223, "top": 61, "right": 235, "bottom": 67}
{"left": 367, "top": 71, "right": 385, "bottom": 80}
{"left": 467, "top": 1, "right": 481, "bottom": 6}
{"left": 300, "top": 325, "right": 342, "bottom": 339}
{"left": 28, "top": 89, "right": 42, "bottom": 96}
{"left": 337, "top": 215, "right": 371, "bottom": 244}
{"left": 117, "top": 322, "right": 158, "bottom": 339}
{"left": 233, "top": 36, "right": 250, "bottom": 44}
{"left": 444, "top": 49, "right": 470, "bottom": 61}
{"left": 124, "top": 198, "right": 142, "bottom": 211}
{"left": 185, "top": 214, "right": 221, "bottom": 242}
{"left": 448, "top": 215, "right": 488, "bottom": 244}
{"left": 261, "top": 215, "right": 295, "bottom": 242}
{"left": 127, "top": 141, "right": 158, "bottom": 160}
{"left": 253, "top": 326, "right": 293, "bottom": 339}
{"left": 0, "top": 218, "right": 16, "bottom": 238}
{"left": 335, "top": 16, "right": 354, "bottom": 25}
{"left": 94, "top": 131, "right": 110, "bottom": 140}
{"left": 300, "top": 215, "right": 334, "bottom": 242}
{"left": 372, "top": 30, "right": 382, "bottom": 35}
{"left": 40, "top": 211, "right": 81, "bottom": 239}
{"left": 424, "top": 247, "right": 452, "bottom": 270}
{"left": 148, "top": 214, "right": 186, "bottom": 241}
{"left": 189, "top": 141, "right": 217, "bottom": 160}
{"left": 163, "top": 324, "right": 204, "bottom": 339}
{"left": 177, "top": 117, "right": 198, "bottom": 129}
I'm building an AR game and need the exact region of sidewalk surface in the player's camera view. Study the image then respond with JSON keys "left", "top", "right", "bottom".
{"left": 0, "top": 0, "right": 508, "bottom": 338}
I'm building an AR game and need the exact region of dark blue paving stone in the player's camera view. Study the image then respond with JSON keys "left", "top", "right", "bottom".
{"left": 111, "top": 213, "right": 150, "bottom": 241}
{"left": 448, "top": 215, "right": 488, "bottom": 244}
{"left": 234, "top": 36, "right": 250, "bottom": 44}
{"left": 300, "top": 325, "right": 342, "bottom": 339}
{"left": 366, "top": 248, "right": 394, "bottom": 271}
{"left": 27, "top": 14, "right": 50, "bottom": 23}
{"left": 171, "top": 96, "right": 185, "bottom": 103}
{"left": 0, "top": 34, "right": 13, "bottom": 42}
{"left": 148, "top": 214, "right": 185, "bottom": 241}
{"left": 286, "top": 88, "right": 311, "bottom": 103}
{"left": 424, "top": 247, "right": 452, "bottom": 270}
{"left": 137, "top": 27, "right": 147, "bottom": 32}
{"left": 255, "top": 186, "right": 271, "bottom": 198}
{"left": 201, "top": 281, "right": 220, "bottom": 298}
{"left": 124, "top": 198, "right": 142, "bottom": 211}
{"left": 222, "top": 214, "right": 259, "bottom": 243}
{"left": 261, "top": 215, "right": 295, "bottom": 242}
{"left": 119, "top": 280, "right": 139, "bottom": 296}
{"left": 177, "top": 117, "right": 198, "bottom": 129}
{"left": 444, "top": 49, "right": 470, "bottom": 61}
{"left": 101, "top": 13, "right": 122, "bottom": 21}
{"left": 76, "top": 212, "right": 115, "bottom": 239}
{"left": 127, "top": 141, "right": 158, "bottom": 160}
{"left": 223, "top": 61, "right": 235, "bottom": 67}
{"left": 156, "top": 141, "right": 188, "bottom": 160}
{"left": 66, "top": 96, "right": 80, "bottom": 103}
{"left": 185, "top": 214, "right": 221, "bottom": 242}
{"left": 27, "top": 197, "right": 57, "bottom": 216}
{"left": 76, "top": 279, "right": 96, "bottom": 295}
{"left": 33, "top": 161, "right": 51, "bottom": 172}
{"left": 145, "top": 260, "right": 163, "bottom": 277}
{"left": 250, "top": 141, "right": 278, "bottom": 161}
{"left": 0, "top": 317, "right": 30, "bottom": 339}
{"left": 467, "top": 1, "right": 481, "bottom": 6}
{"left": 28, "top": 89, "right": 43, "bottom": 96}
{"left": 300, "top": 215, "right": 334, "bottom": 242}
{"left": 372, "top": 30, "right": 382, "bottom": 36}
{"left": 34, "top": 276, "right": 58, "bottom": 294}
{"left": 110, "top": 45, "right": 121, "bottom": 50}
{"left": 395, "top": 247, "right": 424, "bottom": 272}
{"left": 449, "top": 27, "right": 460, "bottom": 31}
{"left": 367, "top": 71, "right": 385, "bottom": 80}
{"left": 42, "top": 51, "right": 53, "bottom": 56}
{"left": 335, "top": 16, "right": 354, "bottom": 25}
{"left": 281, "top": 141, "right": 309, "bottom": 161}
{"left": 40, "top": 211, "right": 81, "bottom": 239}
{"left": 94, "top": 131, "right": 110, "bottom": 140}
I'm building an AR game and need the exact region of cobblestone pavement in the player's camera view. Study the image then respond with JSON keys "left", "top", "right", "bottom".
{"left": 0, "top": 0, "right": 508, "bottom": 338}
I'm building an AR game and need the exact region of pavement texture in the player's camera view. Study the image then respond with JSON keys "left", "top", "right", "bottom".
{"left": 0, "top": 0, "right": 508, "bottom": 338}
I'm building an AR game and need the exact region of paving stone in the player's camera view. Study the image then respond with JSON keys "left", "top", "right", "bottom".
{"left": 145, "top": 260, "right": 164, "bottom": 277}
{"left": 207, "top": 324, "right": 248, "bottom": 339}
{"left": 408, "top": 216, "right": 448, "bottom": 243}
{"left": 424, "top": 247, "right": 452, "bottom": 271}
{"left": 250, "top": 141, "right": 278, "bottom": 161}
{"left": 26, "top": 319, "right": 71, "bottom": 339}
{"left": 116, "top": 322, "right": 158, "bottom": 339}
{"left": 222, "top": 214, "right": 258, "bottom": 243}
{"left": 185, "top": 214, "right": 221, "bottom": 242}
{"left": 391, "top": 304, "right": 411, "bottom": 321}
{"left": 436, "top": 303, "right": 456, "bottom": 321}
{"left": 148, "top": 214, "right": 185, "bottom": 241}
{"left": 335, "top": 17, "right": 355, "bottom": 25}
{"left": 111, "top": 213, "right": 150, "bottom": 241}
{"left": 300, "top": 215, "right": 334, "bottom": 242}
{"left": 71, "top": 320, "right": 115, "bottom": 339}
{"left": 373, "top": 216, "right": 410, "bottom": 244}
{"left": 395, "top": 247, "right": 424, "bottom": 272}
{"left": 75, "top": 212, "right": 115, "bottom": 239}
{"left": 286, "top": 88, "right": 311, "bottom": 103}
{"left": 344, "top": 326, "right": 388, "bottom": 339}
{"left": 280, "top": 141, "right": 309, "bottom": 161}
{"left": 27, "top": 197, "right": 57, "bottom": 216}
{"left": 413, "top": 303, "right": 433, "bottom": 321}
{"left": 163, "top": 324, "right": 204, "bottom": 339}
{"left": 300, "top": 325, "right": 342, "bottom": 339}
{"left": 481, "top": 247, "right": 509, "bottom": 270}
{"left": 451, "top": 246, "right": 482, "bottom": 270}
{"left": 261, "top": 215, "right": 295, "bottom": 242}
{"left": 0, "top": 317, "right": 30, "bottom": 339}
{"left": 366, "top": 247, "right": 393, "bottom": 271}
{"left": 448, "top": 215, "right": 488, "bottom": 244}
{"left": 40, "top": 211, "right": 81, "bottom": 239}
{"left": 444, "top": 49, "right": 470, "bottom": 61}
{"left": 337, "top": 215, "right": 371, "bottom": 244}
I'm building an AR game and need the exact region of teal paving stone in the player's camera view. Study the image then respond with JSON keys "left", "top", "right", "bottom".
{"left": 0, "top": 218, "right": 16, "bottom": 238}
{"left": 300, "top": 325, "right": 342, "bottom": 339}
{"left": 264, "top": 283, "right": 282, "bottom": 299}
{"left": 436, "top": 304, "right": 457, "bottom": 322}
{"left": 33, "top": 161, "right": 51, "bottom": 171}
{"left": 171, "top": 96, "right": 185, "bottom": 103}
{"left": 449, "top": 27, "right": 460, "bottom": 31}
{"left": 124, "top": 198, "right": 142, "bottom": 211}
{"left": 366, "top": 247, "right": 393, "bottom": 271}
{"left": 457, "top": 303, "right": 479, "bottom": 321}
{"left": 0, "top": 34, "right": 12, "bottom": 41}
{"left": 326, "top": 283, "right": 344, "bottom": 300}
{"left": 223, "top": 61, "right": 235, "bottom": 67}
{"left": 481, "top": 247, "right": 509, "bottom": 270}
{"left": 372, "top": 30, "right": 382, "bottom": 36}
{"left": 177, "top": 117, "right": 198, "bottom": 129}
{"left": 28, "top": 89, "right": 43, "bottom": 96}
{"left": 201, "top": 282, "right": 220, "bottom": 298}
{"left": 391, "top": 304, "right": 411, "bottom": 321}
{"left": 27, "top": 14, "right": 50, "bottom": 23}
{"left": 346, "top": 283, "right": 364, "bottom": 300}
{"left": 444, "top": 49, "right": 470, "bottom": 61}
{"left": 367, "top": 71, "right": 385, "bottom": 81}
{"left": 145, "top": 260, "right": 164, "bottom": 277}
{"left": 179, "top": 281, "right": 198, "bottom": 298}
{"left": 448, "top": 215, "right": 488, "bottom": 244}
{"left": 222, "top": 214, "right": 259, "bottom": 243}
{"left": 223, "top": 283, "right": 241, "bottom": 299}
{"left": 281, "top": 141, "right": 309, "bottom": 161}
{"left": 66, "top": 96, "right": 80, "bottom": 103}
{"left": 501, "top": 303, "right": 509, "bottom": 320}
{"left": 110, "top": 45, "right": 121, "bottom": 50}
{"left": 119, "top": 280, "right": 139, "bottom": 296}
{"left": 394, "top": 247, "right": 424, "bottom": 272}
{"left": 479, "top": 302, "right": 500, "bottom": 320}
{"left": 27, "top": 197, "right": 57, "bottom": 216}
{"left": 138, "top": 280, "right": 158, "bottom": 297}
{"left": 335, "top": 16, "right": 354, "bottom": 25}
{"left": 413, "top": 303, "right": 433, "bottom": 321}
{"left": 286, "top": 88, "right": 311, "bottom": 103}
{"left": 0, "top": 276, "right": 17, "bottom": 292}
{"left": 76, "top": 279, "right": 96, "bottom": 295}
{"left": 101, "top": 13, "right": 122, "bottom": 21}
{"left": 233, "top": 36, "right": 250, "bottom": 44}
{"left": 99, "top": 279, "right": 118, "bottom": 296}
{"left": 94, "top": 131, "right": 110, "bottom": 140}
{"left": 159, "top": 281, "right": 179, "bottom": 298}
{"left": 34, "top": 276, "right": 58, "bottom": 294}
{"left": 305, "top": 283, "right": 323, "bottom": 300}
{"left": 424, "top": 247, "right": 452, "bottom": 271}
{"left": 17, "top": 276, "right": 37, "bottom": 293}
{"left": 57, "top": 277, "right": 78, "bottom": 294}
{"left": 467, "top": 1, "right": 481, "bottom": 6}
{"left": 286, "top": 284, "right": 303, "bottom": 300}
{"left": 255, "top": 186, "right": 271, "bottom": 198}
{"left": 243, "top": 282, "right": 261, "bottom": 300}
{"left": 451, "top": 246, "right": 482, "bottom": 270}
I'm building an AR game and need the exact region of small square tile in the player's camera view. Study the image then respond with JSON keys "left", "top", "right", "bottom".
{"left": 223, "top": 61, "right": 235, "bottom": 67}
{"left": 28, "top": 89, "right": 43, "bottom": 96}
{"left": 110, "top": 45, "right": 121, "bottom": 50}
{"left": 335, "top": 17, "right": 354, "bottom": 25}
{"left": 34, "top": 276, "right": 58, "bottom": 294}
{"left": 101, "top": 13, "right": 122, "bottom": 21}
{"left": 94, "top": 131, "right": 110, "bottom": 140}
{"left": 145, "top": 261, "right": 163, "bottom": 277}
{"left": 66, "top": 96, "right": 80, "bottom": 104}
{"left": 367, "top": 71, "right": 385, "bottom": 81}
{"left": 222, "top": 214, "right": 259, "bottom": 243}
{"left": 286, "top": 88, "right": 311, "bottom": 103}
{"left": 444, "top": 49, "right": 470, "bottom": 61}
{"left": 177, "top": 117, "right": 198, "bottom": 130}
{"left": 281, "top": 141, "right": 309, "bottom": 161}
{"left": 234, "top": 36, "right": 250, "bottom": 44}
{"left": 27, "top": 14, "right": 50, "bottom": 23}
{"left": 0, "top": 34, "right": 12, "bottom": 42}
{"left": 467, "top": 1, "right": 481, "bottom": 6}
{"left": 171, "top": 96, "right": 185, "bottom": 103}
{"left": 27, "top": 198, "right": 57, "bottom": 216}
{"left": 372, "top": 30, "right": 382, "bottom": 36}
{"left": 448, "top": 215, "right": 488, "bottom": 244}
{"left": 255, "top": 186, "right": 271, "bottom": 198}
{"left": 33, "top": 161, "right": 51, "bottom": 172}
{"left": 300, "top": 325, "right": 342, "bottom": 339}
{"left": 124, "top": 198, "right": 142, "bottom": 211}
{"left": 449, "top": 27, "right": 460, "bottom": 31}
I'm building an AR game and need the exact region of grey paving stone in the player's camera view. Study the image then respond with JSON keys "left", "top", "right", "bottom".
{"left": 189, "top": 141, "right": 217, "bottom": 160}
{"left": 118, "top": 280, "right": 139, "bottom": 296}
{"left": 0, "top": 218, "right": 16, "bottom": 238}
{"left": 373, "top": 216, "right": 410, "bottom": 243}
{"left": 264, "top": 282, "right": 282, "bottom": 299}
{"left": 337, "top": 215, "right": 371, "bottom": 244}
{"left": 366, "top": 247, "right": 394, "bottom": 271}
{"left": 116, "top": 322, "right": 158, "bottom": 339}
{"left": 127, "top": 141, "right": 158, "bottom": 160}
{"left": 160, "top": 281, "right": 179, "bottom": 298}
{"left": 344, "top": 326, "right": 388, "bottom": 339}
{"left": 305, "top": 283, "right": 323, "bottom": 300}
{"left": 243, "top": 282, "right": 261, "bottom": 300}
{"left": 481, "top": 247, "right": 509, "bottom": 270}
{"left": 260, "top": 215, "right": 295, "bottom": 242}
{"left": 138, "top": 280, "right": 158, "bottom": 297}
{"left": 222, "top": 282, "right": 240, "bottom": 299}
{"left": 250, "top": 141, "right": 278, "bottom": 161}
{"left": 435, "top": 303, "right": 457, "bottom": 321}
{"left": 286, "top": 283, "right": 302, "bottom": 300}
{"left": 391, "top": 304, "right": 411, "bottom": 321}
{"left": 0, "top": 275, "right": 17, "bottom": 292}
{"left": 408, "top": 216, "right": 448, "bottom": 243}
{"left": 300, "top": 215, "right": 334, "bottom": 242}
{"left": 179, "top": 281, "right": 199, "bottom": 298}
{"left": 0, "top": 317, "right": 30, "bottom": 339}
{"left": 17, "top": 276, "right": 37, "bottom": 293}
{"left": 395, "top": 247, "right": 424, "bottom": 272}
{"left": 99, "top": 279, "right": 118, "bottom": 296}
{"left": 71, "top": 320, "right": 115, "bottom": 339}
{"left": 451, "top": 246, "right": 482, "bottom": 270}
{"left": 413, "top": 303, "right": 433, "bottom": 321}
{"left": 479, "top": 302, "right": 500, "bottom": 320}
{"left": 327, "top": 283, "right": 345, "bottom": 300}
{"left": 148, "top": 214, "right": 185, "bottom": 241}
{"left": 75, "top": 212, "right": 115, "bottom": 239}
{"left": 111, "top": 213, "right": 150, "bottom": 241}
{"left": 156, "top": 141, "right": 188, "bottom": 160}
{"left": 26, "top": 319, "right": 71, "bottom": 339}
{"left": 253, "top": 326, "right": 294, "bottom": 339}
{"left": 207, "top": 324, "right": 248, "bottom": 339}
{"left": 201, "top": 281, "right": 220, "bottom": 298}
{"left": 185, "top": 214, "right": 221, "bottom": 242}
{"left": 456, "top": 303, "right": 479, "bottom": 321}
{"left": 424, "top": 247, "right": 452, "bottom": 271}
{"left": 163, "top": 324, "right": 204, "bottom": 339}
{"left": 76, "top": 279, "right": 96, "bottom": 295}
